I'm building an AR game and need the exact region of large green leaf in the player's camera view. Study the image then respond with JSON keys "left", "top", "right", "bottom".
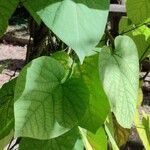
{"left": 79, "top": 127, "right": 107, "bottom": 150}
{"left": 19, "top": 127, "right": 84, "bottom": 150}
{"left": 99, "top": 35, "right": 139, "bottom": 128}
{"left": 0, "top": 0, "right": 19, "bottom": 37}
{"left": 23, "top": 0, "right": 109, "bottom": 63}
{"left": 14, "top": 56, "right": 89, "bottom": 139}
{"left": 119, "top": 17, "right": 150, "bottom": 60}
{"left": 73, "top": 54, "right": 110, "bottom": 132}
{"left": 0, "top": 79, "right": 15, "bottom": 140}
{"left": 126, "top": 0, "right": 150, "bottom": 24}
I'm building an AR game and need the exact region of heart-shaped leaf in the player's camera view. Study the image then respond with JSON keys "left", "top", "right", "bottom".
{"left": 99, "top": 35, "right": 139, "bottom": 128}
{"left": 23, "top": 0, "right": 109, "bottom": 63}
{"left": 14, "top": 56, "right": 89, "bottom": 139}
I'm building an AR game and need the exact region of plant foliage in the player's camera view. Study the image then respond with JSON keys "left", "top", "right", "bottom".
{"left": 0, "top": 0, "right": 149, "bottom": 149}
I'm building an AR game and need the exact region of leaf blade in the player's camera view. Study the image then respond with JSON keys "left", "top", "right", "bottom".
{"left": 14, "top": 56, "right": 89, "bottom": 139}
{"left": 99, "top": 35, "right": 139, "bottom": 128}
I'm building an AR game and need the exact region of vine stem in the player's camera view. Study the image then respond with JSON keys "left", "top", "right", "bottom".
{"left": 120, "top": 21, "right": 150, "bottom": 35}
{"left": 140, "top": 44, "right": 150, "bottom": 63}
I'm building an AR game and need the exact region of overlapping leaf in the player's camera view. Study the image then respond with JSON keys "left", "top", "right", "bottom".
{"left": 23, "top": 0, "right": 109, "bottom": 63}
{"left": 99, "top": 35, "right": 139, "bottom": 128}
{"left": 80, "top": 127, "right": 107, "bottom": 150}
{"left": 19, "top": 127, "right": 84, "bottom": 150}
{"left": 14, "top": 56, "right": 89, "bottom": 139}
{"left": 119, "top": 17, "right": 150, "bottom": 60}
{"left": 73, "top": 54, "right": 110, "bottom": 132}
{"left": 0, "top": 79, "right": 15, "bottom": 139}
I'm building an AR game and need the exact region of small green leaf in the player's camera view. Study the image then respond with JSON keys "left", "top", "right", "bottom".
{"left": 19, "top": 127, "right": 83, "bottom": 150}
{"left": 134, "top": 111, "right": 150, "bottom": 150}
{"left": 52, "top": 51, "right": 73, "bottom": 71}
{"left": 0, "top": 79, "right": 15, "bottom": 139}
{"left": 24, "top": 0, "right": 109, "bottom": 63}
{"left": 0, "top": 130, "right": 13, "bottom": 150}
{"left": 0, "top": 0, "right": 19, "bottom": 37}
{"left": 14, "top": 56, "right": 89, "bottom": 139}
{"left": 126, "top": 0, "right": 150, "bottom": 24}
{"left": 105, "top": 115, "right": 119, "bottom": 150}
{"left": 73, "top": 54, "right": 110, "bottom": 132}
{"left": 119, "top": 17, "right": 150, "bottom": 60}
{"left": 99, "top": 35, "right": 139, "bottom": 128}
{"left": 80, "top": 127, "right": 107, "bottom": 150}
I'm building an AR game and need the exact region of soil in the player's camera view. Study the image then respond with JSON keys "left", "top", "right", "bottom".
{"left": 0, "top": 25, "right": 28, "bottom": 86}
{"left": 0, "top": 43, "right": 26, "bottom": 86}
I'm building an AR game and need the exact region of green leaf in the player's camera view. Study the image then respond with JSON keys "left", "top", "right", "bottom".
{"left": 0, "top": 0, "right": 19, "bottom": 37}
{"left": 14, "top": 56, "right": 89, "bottom": 139}
{"left": 134, "top": 111, "right": 150, "bottom": 150}
{"left": 73, "top": 138, "right": 84, "bottom": 150}
{"left": 23, "top": 2, "right": 41, "bottom": 25}
{"left": 119, "top": 17, "right": 150, "bottom": 60}
{"left": 0, "top": 130, "right": 13, "bottom": 150}
{"left": 52, "top": 51, "right": 73, "bottom": 71}
{"left": 126, "top": 0, "right": 150, "bottom": 24}
{"left": 99, "top": 35, "right": 139, "bottom": 128}
{"left": 0, "top": 79, "right": 15, "bottom": 140}
{"left": 73, "top": 54, "right": 110, "bottom": 132}
{"left": 79, "top": 127, "right": 107, "bottom": 150}
{"left": 105, "top": 115, "right": 119, "bottom": 150}
{"left": 24, "top": 0, "right": 109, "bottom": 63}
{"left": 19, "top": 127, "right": 83, "bottom": 150}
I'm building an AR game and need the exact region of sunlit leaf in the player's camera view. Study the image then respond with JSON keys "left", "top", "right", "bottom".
{"left": 14, "top": 56, "right": 89, "bottom": 139}
{"left": 119, "top": 17, "right": 150, "bottom": 60}
{"left": 134, "top": 111, "right": 150, "bottom": 150}
{"left": 79, "top": 127, "right": 107, "bottom": 150}
{"left": 105, "top": 115, "right": 119, "bottom": 150}
{"left": 24, "top": 0, "right": 109, "bottom": 63}
{"left": 99, "top": 35, "right": 139, "bottom": 128}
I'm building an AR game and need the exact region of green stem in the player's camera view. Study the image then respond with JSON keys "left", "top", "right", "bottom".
{"left": 140, "top": 44, "right": 150, "bottom": 63}
{"left": 120, "top": 21, "right": 150, "bottom": 35}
